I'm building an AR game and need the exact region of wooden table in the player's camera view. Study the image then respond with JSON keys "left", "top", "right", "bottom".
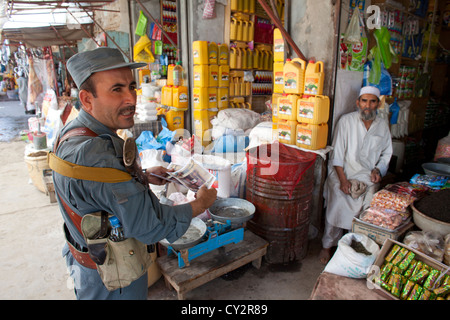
{"left": 157, "top": 230, "right": 268, "bottom": 300}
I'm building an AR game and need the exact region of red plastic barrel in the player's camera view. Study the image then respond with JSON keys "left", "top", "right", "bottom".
{"left": 246, "top": 142, "right": 316, "bottom": 264}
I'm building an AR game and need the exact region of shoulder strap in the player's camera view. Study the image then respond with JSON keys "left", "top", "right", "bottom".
{"left": 48, "top": 127, "right": 132, "bottom": 183}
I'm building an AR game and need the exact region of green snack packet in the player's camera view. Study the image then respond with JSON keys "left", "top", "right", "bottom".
{"left": 433, "top": 285, "right": 450, "bottom": 296}
{"left": 410, "top": 268, "right": 430, "bottom": 285}
{"left": 398, "top": 251, "right": 415, "bottom": 271}
{"left": 390, "top": 274, "right": 404, "bottom": 297}
{"left": 407, "top": 284, "right": 423, "bottom": 300}
{"left": 400, "top": 280, "right": 416, "bottom": 300}
{"left": 380, "top": 262, "right": 394, "bottom": 281}
{"left": 403, "top": 259, "right": 417, "bottom": 278}
{"left": 392, "top": 247, "right": 409, "bottom": 265}
{"left": 419, "top": 288, "right": 434, "bottom": 300}
{"left": 410, "top": 261, "right": 423, "bottom": 278}
{"left": 423, "top": 269, "right": 440, "bottom": 290}
{"left": 385, "top": 244, "right": 401, "bottom": 262}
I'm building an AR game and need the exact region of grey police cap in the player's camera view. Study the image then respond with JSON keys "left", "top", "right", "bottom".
{"left": 67, "top": 47, "right": 146, "bottom": 88}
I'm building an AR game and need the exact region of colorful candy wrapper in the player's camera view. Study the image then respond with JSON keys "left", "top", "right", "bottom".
{"left": 390, "top": 274, "right": 403, "bottom": 297}
{"left": 385, "top": 244, "right": 401, "bottom": 263}
{"left": 423, "top": 269, "right": 440, "bottom": 290}
{"left": 380, "top": 262, "right": 394, "bottom": 281}
{"left": 398, "top": 251, "right": 415, "bottom": 271}
{"left": 392, "top": 247, "right": 409, "bottom": 265}
{"left": 410, "top": 268, "right": 430, "bottom": 285}
{"left": 419, "top": 288, "right": 435, "bottom": 300}
{"left": 433, "top": 285, "right": 450, "bottom": 296}
{"left": 407, "top": 284, "right": 423, "bottom": 300}
{"left": 403, "top": 259, "right": 417, "bottom": 278}
{"left": 410, "top": 261, "right": 423, "bottom": 278}
{"left": 400, "top": 280, "right": 416, "bottom": 300}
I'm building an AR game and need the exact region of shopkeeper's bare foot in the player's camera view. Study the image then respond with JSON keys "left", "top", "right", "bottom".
{"left": 319, "top": 248, "right": 331, "bottom": 265}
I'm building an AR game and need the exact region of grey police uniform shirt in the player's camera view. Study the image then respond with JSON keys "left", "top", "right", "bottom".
{"left": 53, "top": 108, "right": 193, "bottom": 249}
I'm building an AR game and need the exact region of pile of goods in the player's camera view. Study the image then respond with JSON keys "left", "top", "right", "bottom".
{"left": 373, "top": 244, "right": 450, "bottom": 300}
{"left": 414, "top": 189, "right": 450, "bottom": 224}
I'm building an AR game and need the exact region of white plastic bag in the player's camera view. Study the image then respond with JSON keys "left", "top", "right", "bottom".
{"left": 324, "top": 233, "right": 380, "bottom": 278}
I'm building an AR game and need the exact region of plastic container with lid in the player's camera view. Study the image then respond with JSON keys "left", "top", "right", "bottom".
{"left": 304, "top": 60, "right": 324, "bottom": 95}
{"left": 217, "top": 87, "right": 229, "bottom": 110}
{"left": 208, "top": 87, "right": 218, "bottom": 109}
{"left": 208, "top": 42, "right": 218, "bottom": 65}
{"left": 165, "top": 107, "right": 185, "bottom": 131}
{"left": 193, "top": 87, "right": 208, "bottom": 109}
{"left": 172, "top": 85, "right": 188, "bottom": 110}
{"left": 218, "top": 65, "right": 230, "bottom": 87}
{"left": 283, "top": 58, "right": 306, "bottom": 94}
{"left": 297, "top": 95, "right": 329, "bottom": 124}
{"left": 218, "top": 43, "right": 229, "bottom": 65}
{"left": 193, "top": 64, "right": 209, "bottom": 87}
{"left": 193, "top": 41, "right": 208, "bottom": 65}
{"left": 172, "top": 62, "right": 184, "bottom": 86}
{"left": 273, "top": 28, "right": 284, "bottom": 62}
{"left": 278, "top": 94, "right": 299, "bottom": 121}
{"left": 296, "top": 122, "right": 328, "bottom": 150}
{"left": 209, "top": 64, "right": 219, "bottom": 87}
{"left": 278, "top": 119, "right": 297, "bottom": 145}
{"left": 161, "top": 85, "right": 173, "bottom": 107}
{"left": 273, "top": 61, "right": 284, "bottom": 93}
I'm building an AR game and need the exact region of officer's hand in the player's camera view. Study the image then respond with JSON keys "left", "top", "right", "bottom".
{"left": 145, "top": 166, "right": 173, "bottom": 185}
{"left": 190, "top": 185, "right": 217, "bottom": 216}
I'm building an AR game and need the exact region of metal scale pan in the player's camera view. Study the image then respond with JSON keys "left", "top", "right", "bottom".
{"left": 209, "top": 198, "right": 255, "bottom": 226}
{"left": 159, "top": 217, "right": 207, "bottom": 250}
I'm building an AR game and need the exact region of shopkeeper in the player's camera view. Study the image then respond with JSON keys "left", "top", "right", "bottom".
{"left": 51, "top": 47, "right": 217, "bottom": 299}
{"left": 320, "top": 86, "right": 393, "bottom": 264}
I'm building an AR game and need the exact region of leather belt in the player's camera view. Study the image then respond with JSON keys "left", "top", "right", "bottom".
{"left": 64, "top": 224, "right": 97, "bottom": 270}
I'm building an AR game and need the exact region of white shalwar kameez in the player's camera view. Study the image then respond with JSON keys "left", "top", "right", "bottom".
{"left": 323, "top": 111, "right": 392, "bottom": 247}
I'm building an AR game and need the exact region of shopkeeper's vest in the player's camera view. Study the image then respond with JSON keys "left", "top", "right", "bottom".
{"left": 48, "top": 128, "right": 152, "bottom": 291}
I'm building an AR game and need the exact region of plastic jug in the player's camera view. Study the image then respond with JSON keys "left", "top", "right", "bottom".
{"left": 246, "top": 48, "right": 253, "bottom": 69}
{"left": 242, "top": 21, "right": 249, "bottom": 42}
{"left": 230, "top": 18, "right": 238, "bottom": 41}
{"left": 230, "top": 47, "right": 237, "bottom": 69}
{"left": 243, "top": 0, "right": 249, "bottom": 12}
{"left": 248, "top": 21, "right": 254, "bottom": 42}
{"left": 245, "top": 81, "right": 251, "bottom": 96}
{"left": 193, "top": 64, "right": 208, "bottom": 87}
{"left": 273, "top": 28, "right": 284, "bottom": 62}
{"left": 236, "top": 48, "right": 243, "bottom": 69}
{"left": 230, "top": 0, "right": 238, "bottom": 11}
{"left": 278, "top": 94, "right": 299, "bottom": 121}
{"left": 218, "top": 65, "right": 230, "bottom": 87}
{"left": 208, "top": 87, "right": 217, "bottom": 109}
{"left": 193, "top": 109, "right": 210, "bottom": 145}
{"left": 273, "top": 61, "right": 284, "bottom": 93}
{"left": 236, "top": 19, "right": 243, "bottom": 41}
{"left": 218, "top": 87, "right": 229, "bottom": 110}
{"left": 172, "top": 61, "right": 183, "bottom": 86}
{"left": 271, "top": 93, "right": 282, "bottom": 121}
{"left": 253, "top": 49, "right": 260, "bottom": 69}
{"left": 278, "top": 119, "right": 297, "bottom": 145}
{"left": 229, "top": 81, "right": 235, "bottom": 97}
{"left": 162, "top": 85, "right": 173, "bottom": 107}
{"left": 304, "top": 60, "right": 325, "bottom": 95}
{"left": 193, "top": 41, "right": 208, "bottom": 65}
{"left": 283, "top": 58, "right": 306, "bottom": 94}
{"left": 218, "top": 43, "right": 229, "bottom": 65}
{"left": 296, "top": 122, "right": 328, "bottom": 150}
{"left": 262, "top": 50, "right": 270, "bottom": 70}
{"left": 208, "top": 42, "right": 218, "bottom": 65}
{"left": 193, "top": 87, "right": 208, "bottom": 109}
{"left": 172, "top": 85, "right": 188, "bottom": 110}
{"left": 165, "top": 107, "right": 184, "bottom": 131}
{"left": 249, "top": 0, "right": 255, "bottom": 13}
{"left": 297, "top": 95, "right": 330, "bottom": 124}
{"left": 209, "top": 64, "right": 219, "bottom": 87}
{"left": 167, "top": 64, "right": 175, "bottom": 86}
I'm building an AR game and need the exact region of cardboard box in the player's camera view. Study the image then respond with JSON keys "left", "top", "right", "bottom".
{"left": 352, "top": 214, "right": 414, "bottom": 246}
{"left": 366, "top": 239, "right": 450, "bottom": 300}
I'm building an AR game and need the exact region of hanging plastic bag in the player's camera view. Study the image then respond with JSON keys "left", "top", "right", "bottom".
{"left": 343, "top": 8, "right": 362, "bottom": 45}
{"left": 363, "top": 60, "right": 392, "bottom": 94}
{"left": 203, "top": 0, "right": 216, "bottom": 19}
{"left": 389, "top": 98, "right": 400, "bottom": 124}
{"left": 135, "top": 11, "right": 148, "bottom": 36}
{"left": 133, "top": 34, "right": 155, "bottom": 64}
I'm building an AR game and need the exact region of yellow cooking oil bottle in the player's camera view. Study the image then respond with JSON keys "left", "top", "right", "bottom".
{"left": 193, "top": 64, "right": 209, "bottom": 87}
{"left": 218, "top": 43, "right": 228, "bottom": 65}
{"left": 193, "top": 87, "right": 208, "bottom": 109}
{"left": 304, "top": 60, "right": 324, "bottom": 95}
{"left": 162, "top": 85, "right": 173, "bottom": 107}
{"left": 271, "top": 93, "right": 282, "bottom": 122}
{"left": 273, "top": 28, "right": 284, "bottom": 62}
{"left": 165, "top": 107, "right": 185, "bottom": 131}
{"left": 218, "top": 65, "right": 230, "bottom": 87}
{"left": 193, "top": 40, "right": 208, "bottom": 65}
{"left": 193, "top": 109, "right": 210, "bottom": 146}
{"left": 217, "top": 87, "right": 229, "bottom": 110}
{"left": 208, "top": 87, "right": 217, "bottom": 109}
{"left": 296, "top": 122, "right": 328, "bottom": 150}
{"left": 172, "top": 85, "right": 188, "bottom": 110}
{"left": 209, "top": 64, "right": 219, "bottom": 87}
{"left": 297, "top": 95, "right": 330, "bottom": 124}
{"left": 273, "top": 61, "right": 284, "bottom": 93}
{"left": 167, "top": 64, "right": 175, "bottom": 86}
{"left": 278, "top": 119, "right": 297, "bottom": 145}
{"left": 278, "top": 94, "right": 299, "bottom": 121}
{"left": 283, "top": 58, "right": 305, "bottom": 94}
{"left": 208, "top": 41, "right": 218, "bottom": 65}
